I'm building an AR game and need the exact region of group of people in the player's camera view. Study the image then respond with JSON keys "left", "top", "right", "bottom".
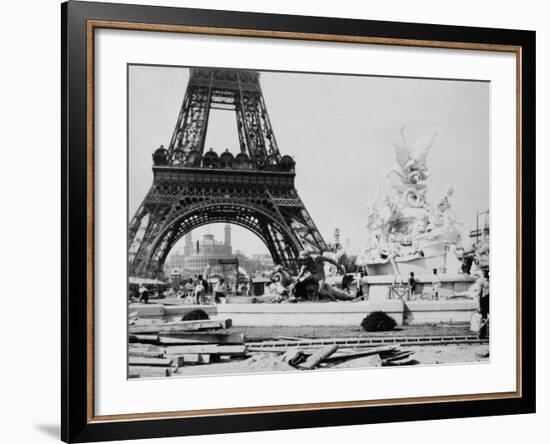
{"left": 267, "top": 250, "right": 358, "bottom": 303}
{"left": 175, "top": 275, "right": 229, "bottom": 305}
{"left": 406, "top": 269, "right": 441, "bottom": 301}
{"left": 406, "top": 267, "right": 489, "bottom": 338}
{"left": 142, "top": 275, "right": 228, "bottom": 305}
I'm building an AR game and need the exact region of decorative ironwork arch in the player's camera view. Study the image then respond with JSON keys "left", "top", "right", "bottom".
{"left": 133, "top": 199, "right": 302, "bottom": 278}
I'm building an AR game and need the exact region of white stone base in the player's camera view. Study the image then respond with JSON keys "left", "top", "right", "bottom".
{"left": 129, "top": 299, "right": 479, "bottom": 327}
{"left": 404, "top": 300, "right": 479, "bottom": 324}
{"left": 215, "top": 301, "right": 404, "bottom": 327}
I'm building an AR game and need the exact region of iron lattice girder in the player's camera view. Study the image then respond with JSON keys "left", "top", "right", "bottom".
{"left": 168, "top": 68, "right": 280, "bottom": 160}
{"left": 129, "top": 167, "right": 328, "bottom": 277}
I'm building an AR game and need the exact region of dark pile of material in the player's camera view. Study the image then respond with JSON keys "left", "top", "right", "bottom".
{"left": 181, "top": 309, "right": 210, "bottom": 321}
{"left": 361, "top": 311, "right": 397, "bottom": 332}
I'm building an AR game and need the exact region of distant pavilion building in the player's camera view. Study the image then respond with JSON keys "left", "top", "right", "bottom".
{"left": 182, "top": 224, "right": 233, "bottom": 276}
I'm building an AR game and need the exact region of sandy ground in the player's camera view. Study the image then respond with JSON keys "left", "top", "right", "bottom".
{"left": 405, "top": 344, "right": 489, "bottom": 365}
{"left": 169, "top": 344, "right": 489, "bottom": 377}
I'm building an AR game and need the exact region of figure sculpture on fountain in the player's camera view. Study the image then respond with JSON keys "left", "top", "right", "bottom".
{"left": 357, "top": 128, "right": 463, "bottom": 275}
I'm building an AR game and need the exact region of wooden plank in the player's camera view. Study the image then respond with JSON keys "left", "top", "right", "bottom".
{"left": 164, "top": 345, "right": 247, "bottom": 356}
{"left": 129, "top": 345, "right": 165, "bottom": 358}
{"left": 129, "top": 350, "right": 165, "bottom": 358}
{"left": 129, "top": 343, "right": 163, "bottom": 352}
{"left": 323, "top": 345, "right": 398, "bottom": 363}
{"left": 382, "top": 351, "right": 414, "bottom": 363}
{"left": 175, "top": 354, "right": 212, "bottom": 366}
{"left": 128, "top": 366, "right": 173, "bottom": 378}
{"left": 298, "top": 345, "right": 338, "bottom": 370}
{"left": 274, "top": 336, "right": 306, "bottom": 341}
{"left": 129, "top": 357, "right": 173, "bottom": 367}
{"left": 164, "top": 318, "right": 232, "bottom": 328}
{"left": 131, "top": 318, "right": 164, "bottom": 325}
{"left": 157, "top": 332, "right": 244, "bottom": 345}
{"left": 129, "top": 318, "right": 232, "bottom": 335}
{"left": 128, "top": 334, "right": 160, "bottom": 344}
{"left": 160, "top": 320, "right": 229, "bottom": 334}
{"left": 129, "top": 325, "right": 163, "bottom": 334}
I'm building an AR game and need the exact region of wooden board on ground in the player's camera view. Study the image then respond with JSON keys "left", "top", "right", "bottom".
{"left": 164, "top": 345, "right": 247, "bottom": 356}
{"left": 129, "top": 318, "right": 164, "bottom": 327}
{"left": 129, "top": 318, "right": 232, "bottom": 335}
{"left": 324, "top": 345, "right": 398, "bottom": 363}
{"left": 175, "top": 354, "right": 212, "bottom": 366}
{"left": 129, "top": 325, "right": 164, "bottom": 334}
{"left": 158, "top": 332, "right": 244, "bottom": 345}
{"left": 382, "top": 351, "right": 414, "bottom": 363}
{"left": 128, "top": 366, "right": 173, "bottom": 378}
{"left": 129, "top": 334, "right": 160, "bottom": 344}
{"left": 129, "top": 357, "right": 173, "bottom": 367}
{"left": 274, "top": 336, "right": 306, "bottom": 341}
{"left": 298, "top": 345, "right": 338, "bottom": 370}
{"left": 129, "top": 346, "right": 165, "bottom": 358}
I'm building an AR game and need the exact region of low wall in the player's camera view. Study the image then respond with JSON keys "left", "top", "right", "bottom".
{"left": 129, "top": 299, "right": 479, "bottom": 327}
{"left": 215, "top": 300, "right": 404, "bottom": 327}
{"left": 403, "top": 300, "right": 479, "bottom": 325}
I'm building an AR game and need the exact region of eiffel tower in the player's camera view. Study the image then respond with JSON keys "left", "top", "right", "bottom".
{"left": 129, "top": 67, "right": 328, "bottom": 278}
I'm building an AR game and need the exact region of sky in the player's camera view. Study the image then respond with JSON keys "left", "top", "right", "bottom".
{"left": 129, "top": 65, "right": 489, "bottom": 257}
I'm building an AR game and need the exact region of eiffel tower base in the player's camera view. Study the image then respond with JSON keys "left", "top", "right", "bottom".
{"left": 129, "top": 166, "right": 326, "bottom": 278}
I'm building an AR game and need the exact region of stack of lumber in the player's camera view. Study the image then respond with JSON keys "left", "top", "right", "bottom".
{"left": 128, "top": 315, "right": 242, "bottom": 379}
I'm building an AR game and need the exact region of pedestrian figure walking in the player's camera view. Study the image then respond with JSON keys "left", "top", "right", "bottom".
{"left": 408, "top": 272, "right": 416, "bottom": 300}
{"left": 138, "top": 283, "right": 149, "bottom": 304}
{"left": 477, "top": 268, "right": 490, "bottom": 339}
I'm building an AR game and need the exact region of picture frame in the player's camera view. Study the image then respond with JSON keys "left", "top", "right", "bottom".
{"left": 61, "top": 1, "right": 536, "bottom": 442}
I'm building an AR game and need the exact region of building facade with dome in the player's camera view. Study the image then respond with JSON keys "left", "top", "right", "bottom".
{"left": 182, "top": 224, "right": 233, "bottom": 274}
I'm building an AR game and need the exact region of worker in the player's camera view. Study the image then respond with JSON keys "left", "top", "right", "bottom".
{"left": 476, "top": 268, "right": 490, "bottom": 339}
{"left": 138, "top": 283, "right": 149, "bottom": 304}
{"left": 408, "top": 272, "right": 417, "bottom": 300}
{"left": 194, "top": 274, "right": 209, "bottom": 305}
{"left": 213, "top": 278, "right": 227, "bottom": 304}
{"left": 431, "top": 268, "right": 441, "bottom": 301}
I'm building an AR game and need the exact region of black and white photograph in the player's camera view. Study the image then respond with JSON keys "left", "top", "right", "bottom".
{"left": 127, "top": 65, "right": 491, "bottom": 378}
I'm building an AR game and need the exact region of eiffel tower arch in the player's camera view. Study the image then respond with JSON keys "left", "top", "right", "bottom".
{"left": 129, "top": 68, "right": 327, "bottom": 278}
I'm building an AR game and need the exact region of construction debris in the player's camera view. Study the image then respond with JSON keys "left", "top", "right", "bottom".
{"left": 127, "top": 311, "right": 419, "bottom": 379}
{"left": 298, "top": 345, "right": 339, "bottom": 370}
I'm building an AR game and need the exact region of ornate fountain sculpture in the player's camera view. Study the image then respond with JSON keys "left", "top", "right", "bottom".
{"left": 357, "top": 128, "right": 463, "bottom": 276}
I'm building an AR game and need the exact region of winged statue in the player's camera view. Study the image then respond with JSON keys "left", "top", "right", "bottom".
{"left": 387, "top": 127, "right": 438, "bottom": 184}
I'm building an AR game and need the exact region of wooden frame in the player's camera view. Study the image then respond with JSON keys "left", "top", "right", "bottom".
{"left": 62, "top": 1, "right": 536, "bottom": 442}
